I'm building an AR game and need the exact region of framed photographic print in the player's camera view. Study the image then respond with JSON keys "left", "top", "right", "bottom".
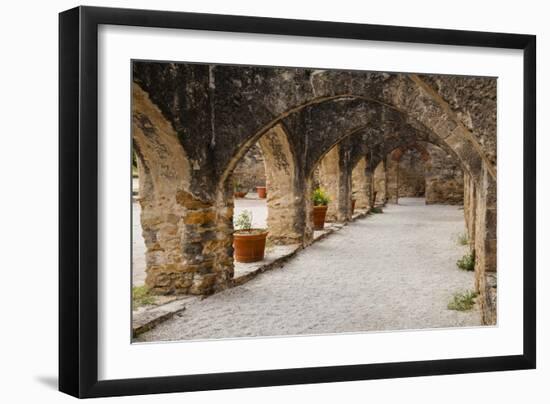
{"left": 59, "top": 6, "right": 536, "bottom": 398}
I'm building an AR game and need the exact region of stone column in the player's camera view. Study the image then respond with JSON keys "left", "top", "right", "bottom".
{"left": 386, "top": 155, "right": 399, "bottom": 204}
{"left": 351, "top": 157, "right": 370, "bottom": 209}
{"left": 373, "top": 161, "right": 387, "bottom": 205}
{"left": 463, "top": 172, "right": 476, "bottom": 250}
{"left": 318, "top": 145, "right": 353, "bottom": 222}
{"left": 365, "top": 168, "right": 374, "bottom": 209}
{"left": 259, "top": 125, "right": 306, "bottom": 245}
{"left": 473, "top": 162, "right": 497, "bottom": 325}
{"left": 134, "top": 83, "right": 232, "bottom": 295}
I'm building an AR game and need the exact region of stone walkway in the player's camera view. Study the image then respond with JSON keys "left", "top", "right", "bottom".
{"left": 137, "top": 198, "right": 480, "bottom": 342}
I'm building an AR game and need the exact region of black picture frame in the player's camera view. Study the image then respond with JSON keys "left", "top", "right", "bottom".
{"left": 59, "top": 6, "right": 536, "bottom": 398}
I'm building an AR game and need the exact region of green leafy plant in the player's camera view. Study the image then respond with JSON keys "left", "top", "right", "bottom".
{"left": 312, "top": 188, "right": 330, "bottom": 206}
{"left": 132, "top": 285, "right": 155, "bottom": 308}
{"left": 234, "top": 210, "right": 253, "bottom": 231}
{"left": 447, "top": 290, "right": 478, "bottom": 311}
{"left": 370, "top": 207, "right": 383, "bottom": 214}
{"left": 457, "top": 232, "right": 469, "bottom": 246}
{"left": 457, "top": 252, "right": 475, "bottom": 271}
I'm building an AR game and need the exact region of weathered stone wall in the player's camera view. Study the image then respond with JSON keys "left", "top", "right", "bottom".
{"left": 464, "top": 172, "right": 476, "bottom": 249}
{"left": 386, "top": 157, "right": 399, "bottom": 203}
{"left": 398, "top": 149, "right": 426, "bottom": 197}
{"left": 318, "top": 146, "right": 341, "bottom": 222}
{"left": 232, "top": 143, "right": 266, "bottom": 192}
{"left": 352, "top": 157, "right": 370, "bottom": 209}
{"left": 259, "top": 125, "right": 308, "bottom": 245}
{"left": 473, "top": 162, "right": 497, "bottom": 325}
{"left": 373, "top": 161, "right": 387, "bottom": 205}
{"left": 425, "top": 143, "right": 464, "bottom": 205}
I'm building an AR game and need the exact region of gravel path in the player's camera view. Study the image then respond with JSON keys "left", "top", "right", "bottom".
{"left": 138, "top": 198, "right": 480, "bottom": 342}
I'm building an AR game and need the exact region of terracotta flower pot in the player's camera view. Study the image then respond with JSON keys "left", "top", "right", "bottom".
{"left": 234, "top": 191, "right": 247, "bottom": 198}
{"left": 233, "top": 230, "right": 268, "bottom": 263}
{"left": 351, "top": 199, "right": 356, "bottom": 214}
{"left": 312, "top": 205, "right": 328, "bottom": 230}
{"left": 256, "top": 186, "right": 267, "bottom": 199}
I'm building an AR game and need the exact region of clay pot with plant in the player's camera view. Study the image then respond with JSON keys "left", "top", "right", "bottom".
{"left": 233, "top": 180, "right": 248, "bottom": 198}
{"left": 312, "top": 188, "right": 330, "bottom": 230}
{"left": 256, "top": 185, "right": 267, "bottom": 199}
{"left": 233, "top": 210, "right": 268, "bottom": 263}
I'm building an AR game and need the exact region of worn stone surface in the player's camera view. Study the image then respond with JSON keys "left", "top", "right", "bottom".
{"left": 233, "top": 143, "right": 266, "bottom": 192}
{"left": 373, "top": 161, "right": 387, "bottom": 205}
{"left": 132, "top": 298, "right": 189, "bottom": 337}
{"left": 424, "top": 143, "right": 464, "bottom": 205}
{"left": 396, "top": 149, "right": 426, "bottom": 197}
{"left": 259, "top": 125, "right": 308, "bottom": 245}
{"left": 352, "top": 157, "right": 370, "bottom": 209}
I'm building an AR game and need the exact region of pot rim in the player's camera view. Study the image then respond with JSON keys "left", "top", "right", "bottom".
{"left": 233, "top": 229, "right": 269, "bottom": 238}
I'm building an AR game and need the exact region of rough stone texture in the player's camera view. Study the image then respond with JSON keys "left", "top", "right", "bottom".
{"left": 352, "top": 157, "right": 370, "bottom": 209}
{"left": 373, "top": 161, "right": 387, "bottom": 205}
{"left": 318, "top": 145, "right": 343, "bottom": 222}
{"left": 232, "top": 143, "right": 266, "bottom": 192}
{"left": 258, "top": 125, "right": 308, "bottom": 245}
{"left": 317, "top": 145, "right": 354, "bottom": 222}
{"left": 397, "top": 149, "right": 426, "bottom": 197}
{"left": 386, "top": 155, "right": 400, "bottom": 203}
{"left": 131, "top": 61, "right": 497, "bottom": 325}
{"left": 385, "top": 142, "right": 463, "bottom": 206}
{"left": 132, "top": 63, "right": 495, "bottom": 188}
{"left": 424, "top": 143, "right": 464, "bottom": 205}
{"left": 464, "top": 172, "right": 477, "bottom": 249}
{"left": 473, "top": 162, "right": 497, "bottom": 325}
{"left": 419, "top": 74, "right": 497, "bottom": 169}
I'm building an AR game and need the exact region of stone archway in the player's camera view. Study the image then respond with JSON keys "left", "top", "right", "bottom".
{"left": 386, "top": 143, "right": 431, "bottom": 204}
{"left": 131, "top": 62, "right": 497, "bottom": 325}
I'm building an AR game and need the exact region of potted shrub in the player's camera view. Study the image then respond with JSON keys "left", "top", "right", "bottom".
{"left": 256, "top": 185, "right": 267, "bottom": 199}
{"left": 233, "top": 210, "right": 268, "bottom": 263}
{"left": 312, "top": 188, "right": 330, "bottom": 230}
{"left": 233, "top": 180, "right": 248, "bottom": 198}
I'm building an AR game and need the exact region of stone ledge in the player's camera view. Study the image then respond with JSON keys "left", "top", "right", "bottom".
{"left": 132, "top": 297, "right": 194, "bottom": 337}
{"left": 233, "top": 244, "right": 302, "bottom": 286}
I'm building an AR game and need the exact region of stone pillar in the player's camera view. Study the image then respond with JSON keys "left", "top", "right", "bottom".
{"left": 351, "top": 157, "right": 369, "bottom": 209}
{"left": 134, "top": 83, "right": 232, "bottom": 295}
{"left": 259, "top": 126, "right": 306, "bottom": 245}
{"left": 318, "top": 145, "right": 352, "bottom": 222}
{"left": 473, "top": 162, "right": 497, "bottom": 325}
{"left": 463, "top": 172, "right": 476, "bottom": 250}
{"left": 386, "top": 155, "right": 399, "bottom": 204}
{"left": 373, "top": 161, "right": 387, "bottom": 205}
{"left": 365, "top": 168, "right": 374, "bottom": 209}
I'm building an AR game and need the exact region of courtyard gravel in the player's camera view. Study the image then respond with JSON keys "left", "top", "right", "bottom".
{"left": 138, "top": 198, "right": 481, "bottom": 342}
